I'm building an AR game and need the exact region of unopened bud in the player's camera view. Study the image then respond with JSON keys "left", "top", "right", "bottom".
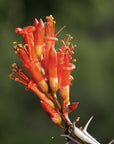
{"left": 38, "top": 79, "right": 49, "bottom": 94}
{"left": 60, "top": 85, "right": 69, "bottom": 100}
{"left": 35, "top": 45, "right": 43, "bottom": 61}
{"left": 49, "top": 77, "right": 58, "bottom": 92}
{"left": 41, "top": 101, "right": 62, "bottom": 125}
{"left": 60, "top": 85, "right": 69, "bottom": 107}
{"left": 27, "top": 81, "right": 54, "bottom": 108}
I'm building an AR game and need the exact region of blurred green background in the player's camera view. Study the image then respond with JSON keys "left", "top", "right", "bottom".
{"left": 0, "top": 0, "right": 114, "bottom": 143}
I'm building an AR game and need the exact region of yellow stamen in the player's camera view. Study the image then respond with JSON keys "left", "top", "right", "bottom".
{"left": 72, "top": 59, "right": 76, "bottom": 63}
{"left": 9, "top": 74, "right": 12, "bottom": 78}
{"left": 13, "top": 41, "right": 17, "bottom": 45}
{"left": 45, "top": 15, "right": 56, "bottom": 24}
{"left": 15, "top": 78, "right": 19, "bottom": 81}
{"left": 18, "top": 44, "right": 22, "bottom": 47}
{"left": 12, "top": 63, "right": 17, "bottom": 67}
{"left": 15, "top": 47, "right": 19, "bottom": 51}
{"left": 70, "top": 36, "right": 73, "bottom": 40}
{"left": 46, "top": 15, "right": 54, "bottom": 20}
{"left": 15, "top": 51, "right": 18, "bottom": 54}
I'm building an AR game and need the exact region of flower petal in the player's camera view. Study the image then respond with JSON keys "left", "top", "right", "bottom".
{"left": 63, "top": 102, "right": 79, "bottom": 114}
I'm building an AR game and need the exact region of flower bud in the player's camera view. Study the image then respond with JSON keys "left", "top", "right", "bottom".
{"left": 48, "top": 47, "right": 58, "bottom": 92}
{"left": 26, "top": 80, "right": 54, "bottom": 108}
{"left": 33, "top": 19, "right": 45, "bottom": 61}
{"left": 60, "top": 85, "right": 69, "bottom": 107}
{"left": 26, "top": 61, "right": 48, "bottom": 94}
{"left": 49, "top": 77, "right": 58, "bottom": 93}
{"left": 38, "top": 79, "right": 49, "bottom": 94}
{"left": 41, "top": 101, "right": 62, "bottom": 125}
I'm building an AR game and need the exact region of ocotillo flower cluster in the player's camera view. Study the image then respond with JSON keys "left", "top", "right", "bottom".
{"left": 10, "top": 15, "right": 78, "bottom": 129}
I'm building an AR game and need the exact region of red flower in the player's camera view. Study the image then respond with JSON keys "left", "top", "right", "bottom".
{"left": 14, "top": 21, "right": 48, "bottom": 94}
{"left": 57, "top": 35, "right": 76, "bottom": 108}
{"left": 57, "top": 35, "right": 76, "bottom": 87}
{"left": 42, "top": 15, "right": 58, "bottom": 80}
{"left": 10, "top": 63, "right": 54, "bottom": 108}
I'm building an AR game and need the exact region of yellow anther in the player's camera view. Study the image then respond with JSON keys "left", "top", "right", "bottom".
{"left": 15, "top": 51, "right": 18, "bottom": 54}
{"left": 13, "top": 41, "right": 17, "bottom": 45}
{"left": 18, "top": 44, "right": 22, "bottom": 47}
{"left": 72, "top": 59, "right": 76, "bottom": 63}
{"left": 15, "top": 78, "right": 19, "bottom": 81}
{"left": 46, "top": 15, "right": 54, "bottom": 20}
{"left": 70, "top": 36, "right": 73, "bottom": 40}
{"left": 9, "top": 74, "right": 12, "bottom": 78}
{"left": 45, "top": 15, "right": 56, "bottom": 24}
{"left": 17, "top": 48, "right": 20, "bottom": 51}
{"left": 12, "top": 63, "right": 17, "bottom": 67}
{"left": 50, "top": 15, "right": 54, "bottom": 19}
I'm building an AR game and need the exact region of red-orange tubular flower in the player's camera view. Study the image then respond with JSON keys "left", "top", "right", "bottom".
{"left": 10, "top": 15, "right": 78, "bottom": 129}
{"left": 15, "top": 25, "right": 48, "bottom": 94}
{"left": 48, "top": 46, "right": 58, "bottom": 92}
{"left": 33, "top": 18, "right": 45, "bottom": 60}
{"left": 57, "top": 35, "right": 76, "bottom": 109}
{"left": 10, "top": 63, "right": 54, "bottom": 108}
